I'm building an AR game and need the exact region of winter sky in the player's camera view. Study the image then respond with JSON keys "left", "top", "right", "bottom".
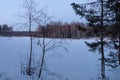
{"left": 0, "top": 0, "right": 95, "bottom": 26}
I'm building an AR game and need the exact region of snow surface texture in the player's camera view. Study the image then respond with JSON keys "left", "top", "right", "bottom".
{"left": 110, "top": 66, "right": 120, "bottom": 80}
{"left": 0, "top": 37, "right": 103, "bottom": 80}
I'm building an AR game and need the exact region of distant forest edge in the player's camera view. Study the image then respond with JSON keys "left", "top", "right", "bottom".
{"left": 0, "top": 22, "right": 116, "bottom": 38}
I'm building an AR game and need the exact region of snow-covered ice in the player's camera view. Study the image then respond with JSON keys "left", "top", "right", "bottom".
{"left": 0, "top": 37, "right": 107, "bottom": 80}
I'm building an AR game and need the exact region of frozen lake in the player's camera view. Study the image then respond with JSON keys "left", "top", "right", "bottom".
{"left": 0, "top": 37, "right": 112, "bottom": 80}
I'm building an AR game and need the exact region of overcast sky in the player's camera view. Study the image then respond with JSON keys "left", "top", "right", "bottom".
{"left": 0, "top": 0, "right": 94, "bottom": 29}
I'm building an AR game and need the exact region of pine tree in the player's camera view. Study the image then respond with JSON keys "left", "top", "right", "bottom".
{"left": 71, "top": 0, "right": 107, "bottom": 79}
{"left": 104, "top": 0, "right": 120, "bottom": 68}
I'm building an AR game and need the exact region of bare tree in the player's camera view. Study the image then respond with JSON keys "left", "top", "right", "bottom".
{"left": 23, "top": 0, "right": 35, "bottom": 76}
{"left": 20, "top": 0, "right": 47, "bottom": 76}
{"left": 35, "top": 13, "right": 67, "bottom": 80}
{"left": 20, "top": 0, "right": 67, "bottom": 80}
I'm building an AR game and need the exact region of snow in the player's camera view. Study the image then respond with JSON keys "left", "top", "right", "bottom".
{"left": 110, "top": 66, "right": 120, "bottom": 80}
{"left": 0, "top": 37, "right": 105, "bottom": 80}
{"left": 0, "top": 37, "right": 30, "bottom": 80}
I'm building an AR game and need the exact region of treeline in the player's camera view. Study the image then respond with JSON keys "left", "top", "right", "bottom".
{"left": 37, "top": 22, "right": 87, "bottom": 38}
{"left": 0, "top": 31, "right": 37, "bottom": 37}
{"left": 36, "top": 21, "right": 115, "bottom": 38}
{"left": 1, "top": 22, "right": 87, "bottom": 38}
{"left": 0, "top": 22, "right": 117, "bottom": 38}
{"left": 0, "top": 24, "right": 13, "bottom": 32}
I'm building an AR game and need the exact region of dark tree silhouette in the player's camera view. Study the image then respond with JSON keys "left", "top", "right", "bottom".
{"left": 71, "top": 0, "right": 107, "bottom": 79}
{"left": 104, "top": 0, "right": 120, "bottom": 68}
{"left": 0, "top": 25, "right": 2, "bottom": 32}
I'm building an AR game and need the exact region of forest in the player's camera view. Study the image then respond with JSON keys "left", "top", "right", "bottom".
{"left": 0, "top": 22, "right": 117, "bottom": 38}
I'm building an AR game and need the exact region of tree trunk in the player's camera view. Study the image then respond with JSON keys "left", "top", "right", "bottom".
{"left": 100, "top": 0, "right": 106, "bottom": 79}
{"left": 101, "top": 37, "right": 106, "bottom": 80}
{"left": 38, "top": 38, "right": 45, "bottom": 79}
{"left": 27, "top": 12, "right": 33, "bottom": 76}
{"left": 38, "top": 50, "right": 45, "bottom": 78}
{"left": 38, "top": 30, "right": 46, "bottom": 79}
